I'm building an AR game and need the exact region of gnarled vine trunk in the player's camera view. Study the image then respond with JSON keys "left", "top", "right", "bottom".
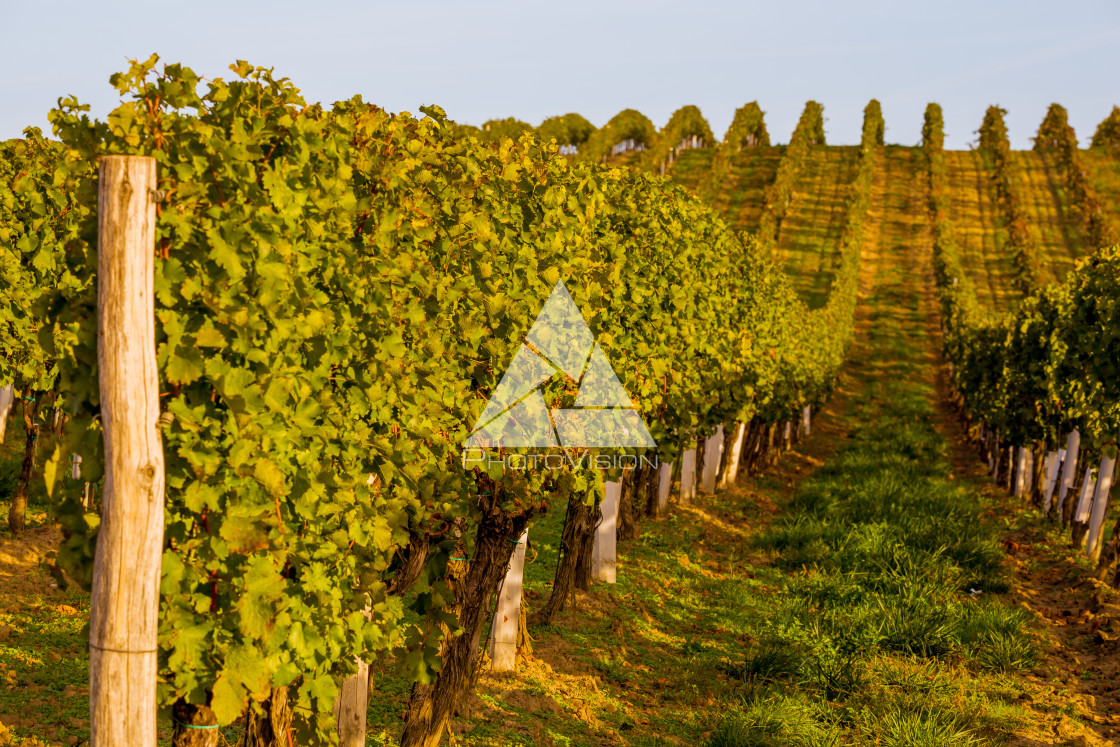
{"left": 171, "top": 699, "right": 220, "bottom": 747}
{"left": 399, "top": 501, "right": 531, "bottom": 747}
{"left": 616, "top": 469, "right": 639, "bottom": 541}
{"left": 8, "top": 395, "right": 40, "bottom": 533}
{"left": 239, "top": 687, "right": 291, "bottom": 747}
{"left": 530, "top": 488, "right": 594, "bottom": 625}
{"left": 573, "top": 497, "right": 601, "bottom": 592}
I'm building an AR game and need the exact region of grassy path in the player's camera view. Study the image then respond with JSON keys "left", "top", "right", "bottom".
{"left": 941, "top": 150, "right": 1021, "bottom": 314}
{"left": 1011, "top": 150, "right": 1083, "bottom": 284}
{"left": 722, "top": 146, "right": 784, "bottom": 234}
{"left": 774, "top": 145, "right": 860, "bottom": 308}
{"left": 664, "top": 148, "right": 714, "bottom": 193}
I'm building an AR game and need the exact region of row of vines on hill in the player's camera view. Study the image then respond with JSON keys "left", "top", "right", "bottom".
{"left": 977, "top": 106, "right": 1039, "bottom": 292}
{"left": 756, "top": 101, "right": 826, "bottom": 245}
{"left": 1035, "top": 103, "right": 1120, "bottom": 250}
{"left": 697, "top": 101, "right": 770, "bottom": 206}
{"left": 0, "top": 58, "right": 873, "bottom": 747}
{"left": 924, "top": 102, "right": 1120, "bottom": 589}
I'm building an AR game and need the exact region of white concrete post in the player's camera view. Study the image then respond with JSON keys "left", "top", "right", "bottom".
{"left": 1073, "top": 465, "right": 1097, "bottom": 528}
{"left": 1086, "top": 456, "right": 1116, "bottom": 562}
{"left": 1057, "top": 430, "right": 1081, "bottom": 515}
{"left": 657, "top": 461, "right": 673, "bottom": 513}
{"left": 489, "top": 528, "right": 528, "bottom": 670}
{"left": 701, "top": 426, "right": 724, "bottom": 495}
{"left": 719, "top": 423, "right": 747, "bottom": 489}
{"left": 1042, "top": 451, "right": 1061, "bottom": 512}
{"left": 0, "top": 384, "right": 13, "bottom": 444}
{"left": 679, "top": 446, "right": 697, "bottom": 504}
{"left": 1014, "top": 447, "right": 1028, "bottom": 498}
{"left": 592, "top": 480, "right": 621, "bottom": 583}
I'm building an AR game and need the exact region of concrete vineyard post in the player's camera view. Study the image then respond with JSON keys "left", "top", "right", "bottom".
{"left": 1014, "top": 447, "right": 1028, "bottom": 498}
{"left": 1086, "top": 456, "right": 1116, "bottom": 562}
{"left": 592, "top": 480, "right": 621, "bottom": 583}
{"left": 489, "top": 528, "right": 528, "bottom": 670}
{"left": 701, "top": 426, "right": 724, "bottom": 495}
{"left": 802, "top": 406, "right": 811, "bottom": 436}
{"left": 679, "top": 446, "right": 697, "bottom": 504}
{"left": 719, "top": 423, "right": 747, "bottom": 488}
{"left": 1073, "top": 466, "right": 1097, "bottom": 543}
{"left": 89, "top": 156, "right": 163, "bottom": 747}
{"left": 1057, "top": 429, "right": 1081, "bottom": 515}
{"left": 1043, "top": 451, "right": 1061, "bottom": 512}
{"left": 0, "top": 384, "right": 12, "bottom": 444}
{"left": 1025, "top": 449, "right": 1035, "bottom": 495}
{"left": 657, "top": 462, "right": 673, "bottom": 514}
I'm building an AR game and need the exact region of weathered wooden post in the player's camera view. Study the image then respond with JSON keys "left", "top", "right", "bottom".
{"left": 592, "top": 480, "right": 621, "bottom": 583}
{"left": 1057, "top": 430, "right": 1081, "bottom": 516}
{"left": 700, "top": 426, "right": 723, "bottom": 495}
{"left": 719, "top": 423, "right": 747, "bottom": 489}
{"left": 0, "top": 384, "right": 13, "bottom": 444}
{"left": 801, "top": 406, "right": 811, "bottom": 436}
{"left": 90, "top": 155, "right": 164, "bottom": 747}
{"left": 679, "top": 445, "right": 697, "bottom": 503}
{"left": 1086, "top": 456, "right": 1116, "bottom": 562}
{"left": 335, "top": 660, "right": 370, "bottom": 747}
{"left": 489, "top": 528, "right": 528, "bottom": 671}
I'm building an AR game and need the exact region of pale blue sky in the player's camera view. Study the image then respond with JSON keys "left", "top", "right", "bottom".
{"left": 2, "top": 0, "right": 1117, "bottom": 149}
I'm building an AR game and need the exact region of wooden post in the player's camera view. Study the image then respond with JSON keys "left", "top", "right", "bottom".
{"left": 801, "top": 406, "right": 811, "bottom": 436}
{"left": 90, "top": 155, "right": 163, "bottom": 747}
{"left": 592, "top": 480, "right": 620, "bottom": 583}
{"left": 0, "top": 383, "right": 13, "bottom": 444}
{"left": 1057, "top": 431, "right": 1081, "bottom": 515}
{"left": 489, "top": 528, "right": 528, "bottom": 671}
{"left": 1086, "top": 456, "right": 1116, "bottom": 563}
{"left": 679, "top": 446, "right": 697, "bottom": 504}
{"left": 335, "top": 660, "right": 370, "bottom": 747}
{"left": 719, "top": 423, "right": 747, "bottom": 489}
{"left": 656, "top": 461, "right": 673, "bottom": 514}
{"left": 701, "top": 426, "right": 723, "bottom": 495}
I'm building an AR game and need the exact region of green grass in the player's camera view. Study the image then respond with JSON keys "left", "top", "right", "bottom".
{"left": 773, "top": 145, "right": 861, "bottom": 308}
{"left": 1012, "top": 150, "right": 1084, "bottom": 284}
{"left": 942, "top": 150, "right": 1022, "bottom": 313}
{"left": 703, "top": 160, "right": 1037, "bottom": 745}
{"left": 666, "top": 148, "right": 716, "bottom": 193}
